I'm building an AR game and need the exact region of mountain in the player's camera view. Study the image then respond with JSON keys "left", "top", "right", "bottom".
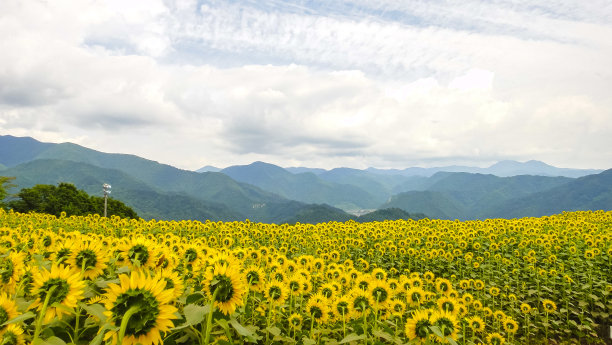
{"left": 483, "top": 169, "right": 612, "bottom": 218}
{"left": 355, "top": 208, "right": 427, "bottom": 222}
{"left": 220, "top": 161, "right": 381, "bottom": 210}
{"left": 196, "top": 165, "right": 221, "bottom": 173}
{"left": 2, "top": 159, "right": 244, "bottom": 222}
{"left": 381, "top": 172, "right": 576, "bottom": 220}
{"left": 285, "top": 167, "right": 327, "bottom": 175}
{"left": 366, "top": 161, "right": 601, "bottom": 178}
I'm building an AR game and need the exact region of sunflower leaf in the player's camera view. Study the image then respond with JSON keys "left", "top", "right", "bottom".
{"left": 183, "top": 304, "right": 210, "bottom": 327}
{"left": 429, "top": 325, "right": 444, "bottom": 338}
{"left": 230, "top": 318, "right": 260, "bottom": 343}
{"left": 79, "top": 302, "right": 108, "bottom": 323}
{"left": 1, "top": 311, "right": 36, "bottom": 326}
{"left": 339, "top": 333, "right": 365, "bottom": 344}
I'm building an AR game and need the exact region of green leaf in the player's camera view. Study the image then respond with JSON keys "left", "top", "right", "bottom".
{"left": 89, "top": 324, "right": 117, "bottom": 345}
{"left": 79, "top": 302, "right": 108, "bottom": 323}
{"left": 1, "top": 311, "right": 36, "bottom": 326}
{"left": 40, "top": 336, "right": 67, "bottom": 345}
{"left": 302, "top": 337, "right": 317, "bottom": 345}
{"left": 230, "top": 318, "right": 260, "bottom": 343}
{"left": 339, "top": 333, "right": 366, "bottom": 344}
{"left": 372, "top": 330, "right": 395, "bottom": 343}
{"left": 172, "top": 304, "right": 210, "bottom": 330}
{"left": 429, "top": 325, "right": 444, "bottom": 338}
{"left": 266, "top": 326, "right": 281, "bottom": 336}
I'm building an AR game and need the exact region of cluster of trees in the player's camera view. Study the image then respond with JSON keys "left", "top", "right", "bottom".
{"left": 0, "top": 177, "right": 137, "bottom": 218}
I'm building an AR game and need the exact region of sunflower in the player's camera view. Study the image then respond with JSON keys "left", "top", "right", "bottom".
{"left": 429, "top": 310, "right": 459, "bottom": 343}
{"left": 31, "top": 264, "right": 86, "bottom": 323}
{"left": 306, "top": 297, "right": 329, "bottom": 324}
{"left": 287, "top": 275, "right": 304, "bottom": 296}
{"left": 319, "top": 282, "right": 336, "bottom": 299}
{"left": 502, "top": 317, "right": 519, "bottom": 333}
{"left": 542, "top": 299, "right": 557, "bottom": 313}
{"left": 333, "top": 295, "right": 351, "bottom": 319}
{"left": 265, "top": 281, "right": 288, "bottom": 306}
{"left": 372, "top": 268, "right": 386, "bottom": 280}
{"left": 406, "top": 286, "right": 426, "bottom": 307}
{"left": 156, "top": 269, "right": 185, "bottom": 300}
{"left": 348, "top": 288, "right": 373, "bottom": 318}
{"left": 368, "top": 280, "right": 391, "bottom": 307}
{"left": 51, "top": 239, "right": 76, "bottom": 264}
{"left": 287, "top": 313, "right": 303, "bottom": 330}
{"left": 0, "top": 251, "right": 26, "bottom": 293}
{"left": 122, "top": 237, "right": 159, "bottom": 271}
{"left": 435, "top": 278, "right": 453, "bottom": 295}
{"left": 405, "top": 309, "right": 431, "bottom": 344}
{"left": 0, "top": 293, "right": 19, "bottom": 331}
{"left": 244, "top": 266, "right": 265, "bottom": 292}
{"left": 390, "top": 299, "right": 405, "bottom": 317}
{"left": 202, "top": 264, "right": 246, "bottom": 315}
{"left": 103, "top": 271, "right": 178, "bottom": 345}
{"left": 520, "top": 303, "right": 532, "bottom": 314}
{"left": 0, "top": 324, "right": 25, "bottom": 345}
{"left": 467, "top": 315, "right": 485, "bottom": 333}
{"left": 68, "top": 241, "right": 108, "bottom": 279}
{"left": 485, "top": 332, "right": 505, "bottom": 345}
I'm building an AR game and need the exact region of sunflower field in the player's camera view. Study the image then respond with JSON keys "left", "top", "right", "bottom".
{"left": 0, "top": 208, "right": 610, "bottom": 345}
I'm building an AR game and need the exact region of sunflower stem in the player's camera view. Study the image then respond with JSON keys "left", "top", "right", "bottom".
{"left": 118, "top": 306, "right": 140, "bottom": 345}
{"left": 203, "top": 287, "right": 220, "bottom": 345}
{"left": 33, "top": 285, "right": 58, "bottom": 343}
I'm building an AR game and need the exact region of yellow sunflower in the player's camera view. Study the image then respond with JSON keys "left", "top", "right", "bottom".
{"left": 68, "top": 241, "right": 108, "bottom": 279}
{"left": 156, "top": 269, "right": 185, "bottom": 300}
{"left": 405, "top": 309, "right": 432, "bottom": 344}
{"left": 202, "top": 264, "right": 246, "bottom": 315}
{"left": 121, "top": 237, "right": 159, "bottom": 271}
{"left": 103, "top": 271, "right": 178, "bottom": 345}
{"left": 30, "top": 264, "right": 86, "bottom": 323}
{"left": 429, "top": 310, "right": 459, "bottom": 343}
{"left": 244, "top": 266, "right": 265, "bottom": 292}
{"left": 467, "top": 315, "right": 485, "bottom": 333}
{"left": 406, "top": 286, "right": 426, "bottom": 307}
{"left": 503, "top": 317, "right": 519, "bottom": 333}
{"left": 264, "top": 281, "right": 288, "bottom": 306}
{"left": 0, "top": 251, "right": 26, "bottom": 293}
{"left": 348, "top": 288, "right": 373, "bottom": 319}
{"left": 437, "top": 296, "right": 458, "bottom": 315}
{"left": 0, "top": 293, "right": 19, "bottom": 331}
{"left": 485, "top": 332, "right": 505, "bottom": 345}
{"left": 542, "top": 299, "right": 557, "bottom": 313}
{"left": 288, "top": 313, "right": 303, "bottom": 330}
{"left": 306, "top": 297, "right": 329, "bottom": 324}
{"left": 0, "top": 324, "right": 25, "bottom": 345}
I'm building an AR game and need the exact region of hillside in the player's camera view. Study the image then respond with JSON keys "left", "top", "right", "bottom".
{"left": 482, "top": 169, "right": 612, "bottom": 218}
{"left": 221, "top": 162, "right": 381, "bottom": 210}
{"left": 2, "top": 159, "right": 244, "bottom": 222}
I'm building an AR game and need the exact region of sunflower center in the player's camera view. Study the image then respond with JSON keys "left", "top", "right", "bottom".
{"left": 246, "top": 271, "right": 260, "bottom": 285}
{"left": 322, "top": 287, "right": 333, "bottom": 298}
{"left": 164, "top": 277, "right": 175, "bottom": 290}
{"left": 373, "top": 287, "right": 388, "bottom": 302}
{"left": 0, "top": 259, "right": 14, "bottom": 283}
{"left": 353, "top": 296, "right": 369, "bottom": 312}
{"left": 289, "top": 281, "right": 300, "bottom": 292}
{"left": 56, "top": 248, "right": 71, "bottom": 263}
{"left": 336, "top": 301, "right": 348, "bottom": 314}
{"left": 290, "top": 316, "right": 301, "bottom": 326}
{"left": 0, "top": 306, "right": 8, "bottom": 325}
{"left": 128, "top": 245, "right": 150, "bottom": 267}
{"left": 268, "top": 286, "right": 282, "bottom": 300}
{"left": 358, "top": 281, "right": 369, "bottom": 290}
{"left": 75, "top": 249, "right": 98, "bottom": 270}
{"left": 441, "top": 302, "right": 454, "bottom": 312}
{"left": 274, "top": 272, "right": 284, "bottom": 282}
{"left": 310, "top": 305, "right": 323, "bottom": 319}
{"left": 42, "top": 236, "right": 52, "bottom": 247}
{"left": 184, "top": 249, "right": 197, "bottom": 263}
{"left": 39, "top": 278, "right": 70, "bottom": 305}
{"left": 415, "top": 319, "right": 431, "bottom": 338}
{"left": 112, "top": 289, "right": 160, "bottom": 337}
{"left": 1, "top": 331, "right": 17, "bottom": 345}
{"left": 210, "top": 274, "right": 234, "bottom": 303}
{"left": 435, "top": 317, "right": 454, "bottom": 336}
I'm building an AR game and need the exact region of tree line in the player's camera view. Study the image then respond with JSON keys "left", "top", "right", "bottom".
{"left": 0, "top": 177, "right": 137, "bottom": 218}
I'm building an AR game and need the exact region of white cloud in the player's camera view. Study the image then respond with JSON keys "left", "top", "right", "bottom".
{"left": 0, "top": 0, "right": 611, "bottom": 170}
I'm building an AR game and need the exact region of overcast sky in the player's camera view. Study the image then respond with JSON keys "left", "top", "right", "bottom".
{"left": 1, "top": 0, "right": 611, "bottom": 170}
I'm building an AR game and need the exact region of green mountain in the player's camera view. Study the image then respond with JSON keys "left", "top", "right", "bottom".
{"left": 382, "top": 191, "right": 465, "bottom": 219}
{"left": 221, "top": 162, "right": 380, "bottom": 210}
{"left": 381, "top": 173, "right": 577, "bottom": 220}
{"left": 482, "top": 169, "right": 612, "bottom": 218}
{"left": 355, "top": 208, "right": 427, "bottom": 222}
{"left": 2, "top": 159, "right": 244, "bottom": 222}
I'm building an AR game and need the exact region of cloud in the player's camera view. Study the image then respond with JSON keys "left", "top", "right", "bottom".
{"left": 0, "top": 0, "right": 611, "bottom": 170}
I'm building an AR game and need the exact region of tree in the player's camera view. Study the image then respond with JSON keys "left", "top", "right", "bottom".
{"left": 0, "top": 176, "right": 16, "bottom": 210}
{"left": 8, "top": 182, "right": 138, "bottom": 218}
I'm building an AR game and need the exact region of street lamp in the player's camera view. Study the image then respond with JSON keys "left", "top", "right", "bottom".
{"left": 103, "top": 183, "right": 111, "bottom": 217}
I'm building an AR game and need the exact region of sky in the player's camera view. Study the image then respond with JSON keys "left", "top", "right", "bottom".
{"left": 1, "top": 0, "right": 611, "bottom": 170}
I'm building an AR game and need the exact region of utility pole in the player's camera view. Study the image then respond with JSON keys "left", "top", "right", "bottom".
{"left": 103, "top": 183, "right": 111, "bottom": 217}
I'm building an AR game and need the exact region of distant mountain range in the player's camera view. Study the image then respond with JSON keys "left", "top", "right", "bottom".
{"left": 1, "top": 134, "right": 610, "bottom": 222}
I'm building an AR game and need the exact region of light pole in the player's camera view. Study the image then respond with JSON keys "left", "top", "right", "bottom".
{"left": 103, "top": 183, "right": 111, "bottom": 217}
